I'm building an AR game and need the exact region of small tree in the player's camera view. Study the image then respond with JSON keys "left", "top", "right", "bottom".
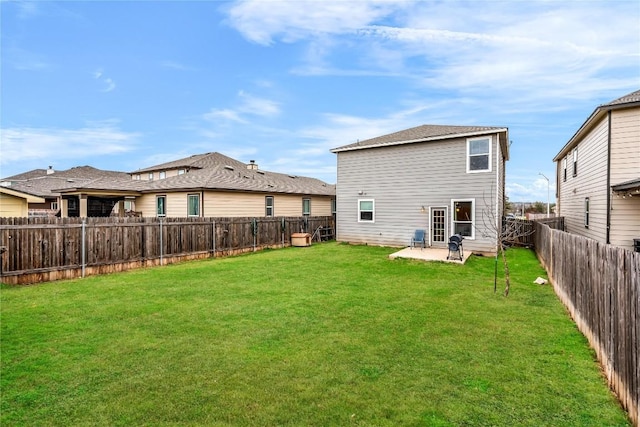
{"left": 480, "top": 193, "right": 535, "bottom": 297}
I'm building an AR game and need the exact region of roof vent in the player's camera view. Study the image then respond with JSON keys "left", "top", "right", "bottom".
{"left": 224, "top": 165, "right": 234, "bottom": 171}
{"left": 256, "top": 170, "right": 265, "bottom": 175}
{"left": 66, "top": 179, "right": 74, "bottom": 182}
{"left": 288, "top": 175, "right": 297, "bottom": 179}
{"left": 247, "top": 160, "right": 259, "bottom": 170}
{"left": 47, "top": 166, "right": 55, "bottom": 175}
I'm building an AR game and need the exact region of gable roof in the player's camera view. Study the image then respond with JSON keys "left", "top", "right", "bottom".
{"left": 553, "top": 89, "right": 640, "bottom": 161}
{"left": 0, "top": 186, "right": 46, "bottom": 203}
{"left": 330, "top": 124, "right": 509, "bottom": 158}
{"left": 1, "top": 166, "right": 131, "bottom": 198}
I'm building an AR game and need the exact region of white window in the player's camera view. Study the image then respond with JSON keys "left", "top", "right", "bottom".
{"left": 302, "top": 198, "right": 311, "bottom": 215}
{"left": 358, "top": 199, "right": 375, "bottom": 222}
{"left": 573, "top": 148, "right": 578, "bottom": 177}
{"left": 178, "top": 169, "right": 185, "bottom": 175}
{"left": 188, "top": 194, "right": 200, "bottom": 217}
{"left": 148, "top": 172, "right": 154, "bottom": 181}
{"left": 331, "top": 199, "right": 336, "bottom": 214}
{"left": 265, "top": 196, "right": 274, "bottom": 217}
{"left": 124, "top": 200, "right": 133, "bottom": 211}
{"left": 51, "top": 201, "right": 58, "bottom": 210}
{"left": 159, "top": 171, "right": 166, "bottom": 179}
{"left": 584, "top": 197, "right": 590, "bottom": 228}
{"left": 134, "top": 174, "right": 141, "bottom": 181}
{"left": 562, "top": 157, "right": 567, "bottom": 182}
{"left": 452, "top": 199, "right": 474, "bottom": 238}
{"left": 467, "top": 137, "right": 491, "bottom": 173}
{"left": 156, "top": 196, "right": 166, "bottom": 217}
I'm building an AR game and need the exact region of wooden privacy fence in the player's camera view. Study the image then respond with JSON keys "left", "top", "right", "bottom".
{"left": 534, "top": 221, "right": 639, "bottom": 426}
{"left": 0, "top": 216, "right": 335, "bottom": 285}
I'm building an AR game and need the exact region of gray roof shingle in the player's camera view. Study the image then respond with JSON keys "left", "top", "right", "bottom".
{"left": 331, "top": 124, "right": 507, "bottom": 152}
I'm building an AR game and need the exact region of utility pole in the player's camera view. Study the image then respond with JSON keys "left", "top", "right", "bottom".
{"left": 539, "top": 172, "right": 550, "bottom": 217}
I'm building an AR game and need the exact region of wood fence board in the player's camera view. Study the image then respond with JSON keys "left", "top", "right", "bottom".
{"left": 535, "top": 220, "right": 639, "bottom": 426}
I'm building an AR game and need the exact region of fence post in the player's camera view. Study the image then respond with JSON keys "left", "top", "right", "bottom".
{"left": 81, "top": 219, "right": 86, "bottom": 278}
{"left": 159, "top": 218, "right": 163, "bottom": 265}
{"left": 211, "top": 221, "right": 216, "bottom": 258}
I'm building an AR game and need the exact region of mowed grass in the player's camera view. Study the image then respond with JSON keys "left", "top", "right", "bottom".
{"left": 1, "top": 243, "right": 629, "bottom": 426}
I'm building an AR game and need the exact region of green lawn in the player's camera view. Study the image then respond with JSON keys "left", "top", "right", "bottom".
{"left": 1, "top": 243, "right": 629, "bottom": 426}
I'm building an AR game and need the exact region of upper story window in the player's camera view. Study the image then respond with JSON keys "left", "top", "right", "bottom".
{"left": 358, "top": 199, "right": 374, "bottom": 222}
{"left": 467, "top": 137, "right": 491, "bottom": 173}
{"left": 159, "top": 171, "right": 166, "bottom": 179}
{"left": 562, "top": 158, "right": 567, "bottom": 181}
{"left": 134, "top": 174, "right": 141, "bottom": 181}
{"left": 265, "top": 196, "right": 274, "bottom": 217}
{"left": 573, "top": 148, "right": 578, "bottom": 177}
{"left": 178, "top": 169, "right": 186, "bottom": 175}
{"left": 188, "top": 194, "right": 200, "bottom": 217}
{"left": 302, "top": 198, "right": 311, "bottom": 216}
{"left": 156, "top": 196, "right": 166, "bottom": 217}
{"left": 148, "top": 172, "right": 154, "bottom": 181}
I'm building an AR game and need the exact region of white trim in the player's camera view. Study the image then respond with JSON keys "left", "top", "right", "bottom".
{"left": 429, "top": 206, "right": 448, "bottom": 247}
{"left": 331, "top": 129, "right": 508, "bottom": 153}
{"left": 358, "top": 198, "right": 375, "bottom": 223}
{"left": 451, "top": 198, "right": 475, "bottom": 240}
{"left": 495, "top": 133, "right": 500, "bottom": 252}
{"left": 466, "top": 136, "right": 492, "bottom": 173}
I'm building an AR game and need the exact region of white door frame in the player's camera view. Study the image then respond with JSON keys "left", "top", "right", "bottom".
{"left": 429, "top": 206, "right": 448, "bottom": 247}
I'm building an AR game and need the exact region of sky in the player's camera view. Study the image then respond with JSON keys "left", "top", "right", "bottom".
{"left": 1, "top": 0, "right": 638, "bottom": 202}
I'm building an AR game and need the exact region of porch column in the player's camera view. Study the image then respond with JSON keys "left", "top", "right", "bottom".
{"left": 117, "top": 200, "right": 125, "bottom": 217}
{"left": 79, "top": 195, "right": 88, "bottom": 218}
{"left": 60, "top": 198, "right": 69, "bottom": 218}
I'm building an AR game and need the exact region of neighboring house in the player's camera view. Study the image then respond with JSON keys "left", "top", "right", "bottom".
{"left": 53, "top": 152, "right": 335, "bottom": 218}
{"left": 0, "top": 187, "right": 45, "bottom": 218}
{"left": 553, "top": 89, "right": 640, "bottom": 252}
{"left": 331, "top": 124, "right": 509, "bottom": 254}
{"left": 0, "top": 166, "right": 130, "bottom": 217}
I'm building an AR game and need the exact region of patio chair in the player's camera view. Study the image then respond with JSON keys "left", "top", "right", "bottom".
{"left": 410, "top": 229, "right": 426, "bottom": 249}
{"left": 446, "top": 234, "right": 464, "bottom": 260}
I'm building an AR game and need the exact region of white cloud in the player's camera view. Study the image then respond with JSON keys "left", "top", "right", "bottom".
{"left": 225, "top": 0, "right": 397, "bottom": 45}
{"left": 225, "top": 1, "right": 639, "bottom": 103}
{"left": 93, "top": 68, "right": 116, "bottom": 92}
{"left": 0, "top": 121, "right": 140, "bottom": 166}
{"left": 202, "top": 91, "right": 280, "bottom": 124}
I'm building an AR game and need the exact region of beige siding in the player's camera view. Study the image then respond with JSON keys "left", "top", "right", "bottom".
{"left": 136, "top": 191, "right": 333, "bottom": 218}
{"left": 610, "top": 108, "right": 640, "bottom": 183}
{"left": 557, "top": 116, "right": 609, "bottom": 243}
{"left": 0, "top": 193, "right": 28, "bottom": 217}
{"left": 335, "top": 135, "right": 504, "bottom": 253}
{"left": 609, "top": 108, "right": 640, "bottom": 250}
{"left": 609, "top": 197, "right": 640, "bottom": 251}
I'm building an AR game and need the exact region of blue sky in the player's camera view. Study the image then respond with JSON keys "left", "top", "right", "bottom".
{"left": 1, "top": 0, "right": 638, "bottom": 202}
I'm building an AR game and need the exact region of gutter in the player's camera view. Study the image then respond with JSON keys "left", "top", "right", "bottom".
{"left": 606, "top": 111, "right": 612, "bottom": 244}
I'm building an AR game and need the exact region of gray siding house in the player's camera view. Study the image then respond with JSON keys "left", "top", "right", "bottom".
{"left": 331, "top": 125, "right": 509, "bottom": 254}
{"left": 553, "top": 89, "right": 640, "bottom": 251}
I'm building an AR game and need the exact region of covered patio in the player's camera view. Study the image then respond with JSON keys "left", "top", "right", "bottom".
{"left": 388, "top": 246, "right": 472, "bottom": 264}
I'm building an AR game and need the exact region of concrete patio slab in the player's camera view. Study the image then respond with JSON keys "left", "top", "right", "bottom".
{"left": 388, "top": 246, "right": 471, "bottom": 264}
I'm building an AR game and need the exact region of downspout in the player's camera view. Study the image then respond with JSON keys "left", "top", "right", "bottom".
{"left": 606, "top": 110, "right": 612, "bottom": 244}
{"left": 495, "top": 133, "right": 501, "bottom": 253}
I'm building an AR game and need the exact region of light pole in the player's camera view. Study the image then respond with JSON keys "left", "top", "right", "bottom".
{"left": 539, "top": 172, "right": 550, "bottom": 217}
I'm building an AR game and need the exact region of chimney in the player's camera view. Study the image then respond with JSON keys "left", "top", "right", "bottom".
{"left": 47, "top": 166, "right": 55, "bottom": 175}
{"left": 247, "top": 160, "right": 258, "bottom": 170}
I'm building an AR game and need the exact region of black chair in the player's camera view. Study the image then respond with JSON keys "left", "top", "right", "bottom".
{"left": 410, "top": 229, "right": 426, "bottom": 249}
{"left": 447, "top": 234, "right": 464, "bottom": 260}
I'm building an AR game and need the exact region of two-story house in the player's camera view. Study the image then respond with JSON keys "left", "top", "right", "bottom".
{"left": 553, "top": 90, "right": 640, "bottom": 252}
{"left": 331, "top": 124, "right": 509, "bottom": 254}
